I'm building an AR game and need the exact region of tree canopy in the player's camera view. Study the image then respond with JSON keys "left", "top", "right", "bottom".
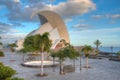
{"left": 23, "top": 32, "right": 52, "bottom": 53}
{"left": 94, "top": 40, "right": 101, "bottom": 50}
{"left": 82, "top": 45, "right": 93, "bottom": 57}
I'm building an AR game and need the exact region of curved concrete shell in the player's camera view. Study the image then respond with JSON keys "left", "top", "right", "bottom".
{"left": 38, "top": 10, "right": 69, "bottom": 43}
{"left": 16, "top": 10, "right": 70, "bottom": 50}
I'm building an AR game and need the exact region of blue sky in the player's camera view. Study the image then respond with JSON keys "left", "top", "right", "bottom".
{"left": 0, "top": 0, "right": 120, "bottom": 47}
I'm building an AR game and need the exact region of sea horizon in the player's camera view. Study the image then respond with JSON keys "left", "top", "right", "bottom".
{"left": 99, "top": 47, "right": 120, "bottom": 53}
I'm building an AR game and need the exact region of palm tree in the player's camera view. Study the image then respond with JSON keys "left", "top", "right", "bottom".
{"left": 8, "top": 43, "right": 18, "bottom": 61}
{"left": 24, "top": 32, "right": 52, "bottom": 76}
{"left": 64, "top": 45, "right": 79, "bottom": 70}
{"left": 56, "top": 39, "right": 70, "bottom": 74}
{"left": 82, "top": 45, "right": 93, "bottom": 68}
{"left": 56, "top": 48, "right": 67, "bottom": 75}
{"left": 17, "top": 48, "right": 27, "bottom": 61}
{"left": 79, "top": 52, "right": 83, "bottom": 70}
{"left": 50, "top": 50, "right": 57, "bottom": 72}
{"left": 38, "top": 32, "right": 52, "bottom": 76}
{"left": 94, "top": 40, "right": 101, "bottom": 51}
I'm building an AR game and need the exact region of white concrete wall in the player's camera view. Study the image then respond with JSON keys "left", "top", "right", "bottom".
{"left": 16, "top": 22, "right": 61, "bottom": 50}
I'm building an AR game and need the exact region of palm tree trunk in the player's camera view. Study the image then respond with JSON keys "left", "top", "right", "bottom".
{"left": 53, "top": 57, "right": 55, "bottom": 72}
{"left": 59, "top": 60, "right": 62, "bottom": 74}
{"left": 73, "top": 59, "right": 75, "bottom": 71}
{"left": 46, "top": 52, "right": 49, "bottom": 60}
{"left": 86, "top": 57, "right": 88, "bottom": 68}
{"left": 12, "top": 52, "right": 14, "bottom": 61}
{"left": 40, "top": 51, "right": 44, "bottom": 75}
{"left": 80, "top": 56, "right": 82, "bottom": 70}
{"left": 40, "top": 45, "right": 44, "bottom": 76}
{"left": 97, "top": 45, "right": 98, "bottom": 51}
{"left": 59, "top": 60, "right": 64, "bottom": 74}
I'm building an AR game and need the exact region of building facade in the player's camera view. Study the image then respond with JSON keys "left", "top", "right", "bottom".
{"left": 16, "top": 10, "right": 70, "bottom": 50}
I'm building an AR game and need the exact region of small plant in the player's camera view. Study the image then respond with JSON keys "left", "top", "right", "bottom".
{"left": 117, "top": 51, "right": 120, "bottom": 56}
{"left": 117, "top": 51, "right": 120, "bottom": 58}
{"left": 0, "top": 51, "right": 4, "bottom": 57}
{"left": 0, "top": 62, "right": 4, "bottom": 66}
{"left": 0, "top": 65, "right": 16, "bottom": 80}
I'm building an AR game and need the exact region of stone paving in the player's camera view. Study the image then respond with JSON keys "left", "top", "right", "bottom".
{"left": 0, "top": 48, "right": 120, "bottom": 80}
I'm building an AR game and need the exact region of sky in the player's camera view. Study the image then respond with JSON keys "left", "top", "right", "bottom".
{"left": 0, "top": 0, "right": 120, "bottom": 47}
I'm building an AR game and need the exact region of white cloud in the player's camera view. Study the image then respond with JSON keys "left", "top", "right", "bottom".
{"left": 24, "top": 5, "right": 29, "bottom": 8}
{"left": 91, "top": 15, "right": 103, "bottom": 19}
{"left": 0, "top": 0, "right": 96, "bottom": 22}
{"left": 73, "top": 24, "right": 89, "bottom": 28}
{"left": 13, "top": 0, "right": 20, "bottom": 3}
{"left": 0, "top": 22, "right": 23, "bottom": 34}
{"left": 1, "top": 33, "right": 27, "bottom": 44}
{"left": 53, "top": 0, "right": 96, "bottom": 18}
{"left": 72, "top": 24, "right": 90, "bottom": 31}
{"left": 65, "top": 18, "right": 73, "bottom": 22}
{"left": 10, "top": 29, "right": 20, "bottom": 33}
{"left": 70, "top": 27, "right": 120, "bottom": 34}
{"left": 91, "top": 14, "right": 120, "bottom": 19}
{"left": 110, "top": 14, "right": 120, "bottom": 19}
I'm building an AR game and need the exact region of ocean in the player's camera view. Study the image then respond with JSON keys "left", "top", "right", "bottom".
{"left": 99, "top": 47, "right": 120, "bottom": 53}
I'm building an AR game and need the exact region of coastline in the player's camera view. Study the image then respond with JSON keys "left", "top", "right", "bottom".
{"left": 99, "top": 47, "right": 120, "bottom": 53}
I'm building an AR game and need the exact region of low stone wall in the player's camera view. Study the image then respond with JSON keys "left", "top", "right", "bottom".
{"left": 63, "top": 65, "right": 75, "bottom": 73}
{"left": 109, "top": 58, "right": 120, "bottom": 62}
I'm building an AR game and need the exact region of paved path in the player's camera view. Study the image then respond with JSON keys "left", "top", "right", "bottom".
{"left": 0, "top": 48, "right": 120, "bottom": 80}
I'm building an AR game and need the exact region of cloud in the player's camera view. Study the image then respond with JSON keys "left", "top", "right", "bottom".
{"left": 13, "top": 0, "right": 20, "bottom": 3}
{"left": 91, "top": 15, "right": 103, "bottom": 19}
{"left": 0, "top": 22, "right": 22, "bottom": 34}
{"left": 89, "top": 27, "right": 120, "bottom": 34}
{"left": 109, "top": 14, "right": 120, "bottom": 19}
{"left": 53, "top": 0, "right": 96, "bottom": 18}
{"left": 91, "top": 14, "right": 120, "bottom": 19}
{"left": 0, "top": 0, "right": 96, "bottom": 22}
{"left": 0, "top": 33, "right": 27, "bottom": 44}
{"left": 73, "top": 24, "right": 89, "bottom": 28}
{"left": 5, "top": 0, "right": 49, "bottom": 22}
{"left": 65, "top": 18, "right": 73, "bottom": 22}
{"left": 70, "top": 27, "right": 120, "bottom": 36}
{"left": 0, "top": 22, "right": 12, "bottom": 33}
{"left": 26, "top": 0, "right": 55, "bottom": 4}
{"left": 72, "top": 24, "right": 90, "bottom": 31}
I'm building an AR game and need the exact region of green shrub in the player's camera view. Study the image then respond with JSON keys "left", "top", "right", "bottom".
{"left": 0, "top": 62, "right": 4, "bottom": 66}
{"left": 117, "top": 51, "right": 120, "bottom": 56}
{"left": 0, "top": 65, "right": 16, "bottom": 80}
{"left": 0, "top": 51, "right": 4, "bottom": 57}
{"left": 6, "top": 77, "right": 24, "bottom": 80}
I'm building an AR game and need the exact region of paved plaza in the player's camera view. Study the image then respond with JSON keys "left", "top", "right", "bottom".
{"left": 0, "top": 49, "right": 120, "bottom": 80}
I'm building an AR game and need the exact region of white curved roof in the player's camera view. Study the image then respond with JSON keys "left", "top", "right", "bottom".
{"left": 33, "top": 10, "right": 70, "bottom": 43}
